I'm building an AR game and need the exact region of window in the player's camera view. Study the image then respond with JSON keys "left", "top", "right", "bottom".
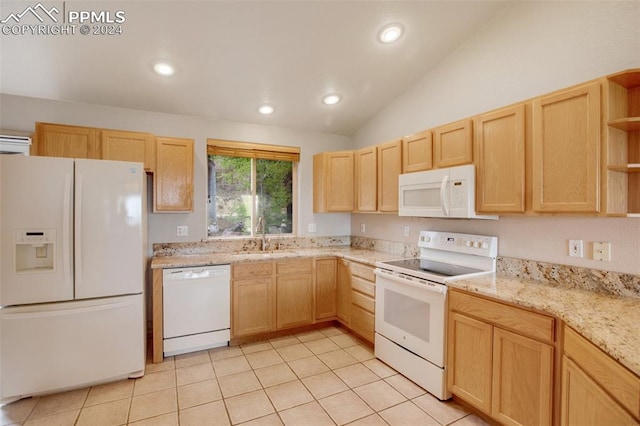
{"left": 207, "top": 140, "right": 299, "bottom": 237}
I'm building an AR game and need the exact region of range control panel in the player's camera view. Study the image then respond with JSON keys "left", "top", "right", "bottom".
{"left": 418, "top": 230, "right": 498, "bottom": 258}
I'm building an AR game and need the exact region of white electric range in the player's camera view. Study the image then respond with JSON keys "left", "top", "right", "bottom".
{"left": 374, "top": 230, "right": 498, "bottom": 400}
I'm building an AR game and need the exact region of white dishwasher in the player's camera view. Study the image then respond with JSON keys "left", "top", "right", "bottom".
{"left": 163, "top": 265, "right": 230, "bottom": 356}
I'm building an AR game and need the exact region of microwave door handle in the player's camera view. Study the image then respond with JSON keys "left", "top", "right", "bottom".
{"left": 440, "top": 175, "right": 450, "bottom": 216}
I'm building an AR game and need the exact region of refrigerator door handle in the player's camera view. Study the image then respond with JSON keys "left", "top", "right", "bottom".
{"left": 75, "top": 172, "right": 83, "bottom": 292}
{"left": 2, "top": 300, "right": 135, "bottom": 320}
{"left": 63, "top": 172, "right": 72, "bottom": 287}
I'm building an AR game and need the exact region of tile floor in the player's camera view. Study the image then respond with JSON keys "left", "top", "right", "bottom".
{"left": 1, "top": 326, "right": 489, "bottom": 426}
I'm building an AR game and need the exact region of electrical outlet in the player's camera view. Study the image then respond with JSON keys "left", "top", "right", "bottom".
{"left": 308, "top": 223, "right": 317, "bottom": 233}
{"left": 593, "top": 241, "right": 611, "bottom": 261}
{"left": 360, "top": 223, "right": 366, "bottom": 233}
{"left": 176, "top": 226, "right": 188, "bottom": 237}
{"left": 568, "top": 239, "right": 583, "bottom": 258}
{"left": 404, "top": 226, "right": 410, "bottom": 237}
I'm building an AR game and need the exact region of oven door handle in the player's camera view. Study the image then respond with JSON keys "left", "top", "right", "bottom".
{"left": 376, "top": 270, "right": 447, "bottom": 294}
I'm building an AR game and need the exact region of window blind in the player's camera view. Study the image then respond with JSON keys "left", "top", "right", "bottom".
{"left": 207, "top": 139, "right": 300, "bottom": 162}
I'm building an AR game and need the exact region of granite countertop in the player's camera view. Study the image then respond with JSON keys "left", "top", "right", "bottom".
{"left": 150, "top": 247, "right": 404, "bottom": 269}
{"left": 151, "top": 247, "right": 640, "bottom": 377}
{"left": 449, "top": 274, "right": 640, "bottom": 377}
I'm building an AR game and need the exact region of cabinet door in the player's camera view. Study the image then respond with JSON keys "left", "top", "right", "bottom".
{"left": 232, "top": 277, "right": 275, "bottom": 337}
{"left": 433, "top": 119, "right": 473, "bottom": 168}
{"left": 315, "top": 258, "right": 337, "bottom": 320}
{"left": 532, "top": 82, "right": 601, "bottom": 213}
{"left": 475, "top": 105, "right": 526, "bottom": 213}
{"left": 35, "top": 123, "right": 98, "bottom": 159}
{"left": 492, "top": 328, "right": 553, "bottom": 426}
{"left": 377, "top": 139, "right": 402, "bottom": 212}
{"left": 336, "top": 259, "right": 351, "bottom": 325}
{"left": 350, "top": 304, "right": 374, "bottom": 344}
{"left": 276, "top": 274, "right": 313, "bottom": 329}
{"left": 101, "top": 130, "right": 155, "bottom": 172}
{"left": 561, "top": 357, "right": 638, "bottom": 426}
{"left": 447, "top": 312, "right": 493, "bottom": 414}
{"left": 154, "top": 137, "right": 194, "bottom": 212}
{"left": 402, "top": 130, "right": 432, "bottom": 173}
{"left": 355, "top": 147, "right": 378, "bottom": 212}
{"left": 313, "top": 151, "right": 354, "bottom": 212}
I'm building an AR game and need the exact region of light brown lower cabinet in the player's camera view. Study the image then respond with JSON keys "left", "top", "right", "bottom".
{"left": 561, "top": 325, "right": 640, "bottom": 425}
{"left": 561, "top": 358, "right": 638, "bottom": 425}
{"left": 447, "top": 290, "right": 555, "bottom": 426}
{"left": 315, "top": 258, "right": 337, "bottom": 320}
{"left": 348, "top": 261, "right": 375, "bottom": 343}
{"left": 232, "top": 259, "right": 314, "bottom": 337}
{"left": 276, "top": 259, "right": 313, "bottom": 329}
{"left": 336, "top": 259, "right": 351, "bottom": 325}
{"left": 232, "top": 262, "right": 275, "bottom": 337}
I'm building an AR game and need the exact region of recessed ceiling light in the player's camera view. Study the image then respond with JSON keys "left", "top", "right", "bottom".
{"left": 322, "top": 94, "right": 341, "bottom": 105}
{"left": 378, "top": 23, "right": 404, "bottom": 44}
{"left": 258, "top": 105, "right": 274, "bottom": 115}
{"left": 153, "top": 62, "right": 174, "bottom": 76}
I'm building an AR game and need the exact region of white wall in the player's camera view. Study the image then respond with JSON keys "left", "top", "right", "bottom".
{"left": 0, "top": 94, "right": 352, "bottom": 245}
{"left": 351, "top": 1, "right": 640, "bottom": 274}
{"left": 353, "top": 1, "right": 640, "bottom": 146}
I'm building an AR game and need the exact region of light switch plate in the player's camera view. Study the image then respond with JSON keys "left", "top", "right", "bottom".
{"left": 308, "top": 223, "right": 317, "bottom": 233}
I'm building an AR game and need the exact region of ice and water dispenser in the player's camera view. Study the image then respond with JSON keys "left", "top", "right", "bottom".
{"left": 14, "top": 229, "right": 56, "bottom": 273}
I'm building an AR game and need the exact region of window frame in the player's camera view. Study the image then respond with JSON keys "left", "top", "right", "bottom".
{"left": 207, "top": 139, "right": 300, "bottom": 238}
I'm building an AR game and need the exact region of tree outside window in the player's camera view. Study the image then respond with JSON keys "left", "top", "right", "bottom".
{"left": 208, "top": 155, "right": 294, "bottom": 237}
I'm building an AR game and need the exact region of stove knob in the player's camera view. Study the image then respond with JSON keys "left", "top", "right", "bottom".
{"left": 424, "top": 236, "right": 431, "bottom": 242}
{"left": 473, "top": 241, "right": 480, "bottom": 248}
{"left": 464, "top": 240, "right": 472, "bottom": 247}
{"left": 481, "top": 242, "right": 489, "bottom": 249}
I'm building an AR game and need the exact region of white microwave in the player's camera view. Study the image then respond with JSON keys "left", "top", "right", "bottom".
{"left": 398, "top": 164, "right": 497, "bottom": 219}
{"left": 0, "top": 135, "right": 31, "bottom": 155}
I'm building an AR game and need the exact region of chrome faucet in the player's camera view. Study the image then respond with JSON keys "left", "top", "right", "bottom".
{"left": 256, "top": 216, "right": 270, "bottom": 251}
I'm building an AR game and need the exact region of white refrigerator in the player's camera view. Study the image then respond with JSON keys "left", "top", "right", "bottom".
{"left": 0, "top": 155, "right": 146, "bottom": 402}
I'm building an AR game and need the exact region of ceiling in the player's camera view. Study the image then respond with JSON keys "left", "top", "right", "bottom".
{"left": 0, "top": 1, "right": 511, "bottom": 136}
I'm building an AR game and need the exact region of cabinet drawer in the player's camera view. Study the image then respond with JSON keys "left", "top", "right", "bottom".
{"left": 350, "top": 262, "right": 375, "bottom": 282}
{"left": 276, "top": 259, "right": 312, "bottom": 275}
{"left": 351, "top": 290, "right": 374, "bottom": 313}
{"left": 564, "top": 326, "right": 640, "bottom": 417}
{"left": 350, "top": 305, "right": 374, "bottom": 343}
{"left": 449, "top": 290, "right": 555, "bottom": 343}
{"left": 351, "top": 275, "right": 375, "bottom": 298}
{"left": 233, "top": 262, "right": 273, "bottom": 280}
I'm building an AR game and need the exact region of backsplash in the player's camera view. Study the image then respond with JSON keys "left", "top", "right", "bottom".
{"left": 153, "top": 236, "right": 639, "bottom": 298}
{"left": 153, "top": 235, "right": 351, "bottom": 256}
{"left": 497, "top": 257, "right": 640, "bottom": 299}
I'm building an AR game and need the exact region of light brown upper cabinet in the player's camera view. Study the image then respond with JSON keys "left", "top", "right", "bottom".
{"left": 313, "top": 151, "right": 354, "bottom": 213}
{"left": 354, "top": 146, "right": 378, "bottom": 212}
{"left": 377, "top": 139, "right": 402, "bottom": 212}
{"left": 532, "top": 82, "right": 601, "bottom": 213}
{"left": 433, "top": 119, "right": 473, "bottom": 168}
{"left": 402, "top": 130, "right": 433, "bottom": 173}
{"left": 604, "top": 69, "right": 640, "bottom": 217}
{"left": 101, "top": 130, "right": 156, "bottom": 172}
{"left": 475, "top": 104, "right": 526, "bottom": 214}
{"left": 154, "top": 137, "right": 194, "bottom": 212}
{"left": 35, "top": 122, "right": 99, "bottom": 159}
